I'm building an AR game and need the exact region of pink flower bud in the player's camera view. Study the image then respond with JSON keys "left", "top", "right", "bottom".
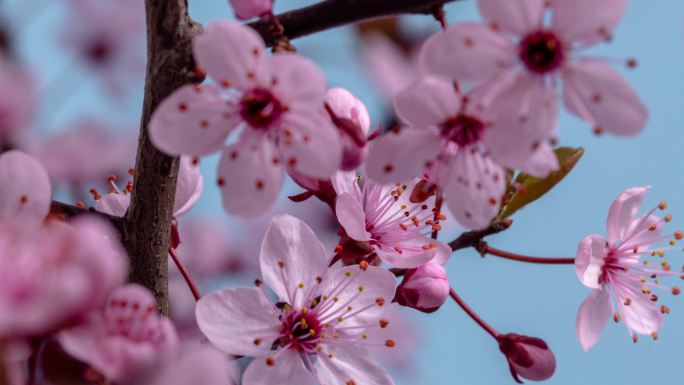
{"left": 395, "top": 262, "right": 449, "bottom": 313}
{"left": 325, "top": 88, "right": 370, "bottom": 171}
{"left": 229, "top": 0, "right": 273, "bottom": 21}
{"left": 497, "top": 333, "right": 556, "bottom": 383}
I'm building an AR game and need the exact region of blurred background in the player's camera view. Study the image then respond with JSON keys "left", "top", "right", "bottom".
{"left": 1, "top": 0, "right": 683, "bottom": 384}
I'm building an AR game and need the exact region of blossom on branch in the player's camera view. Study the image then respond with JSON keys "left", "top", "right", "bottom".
{"left": 229, "top": 0, "right": 273, "bottom": 21}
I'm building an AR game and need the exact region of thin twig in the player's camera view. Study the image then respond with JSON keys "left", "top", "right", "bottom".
{"left": 449, "top": 288, "right": 500, "bottom": 339}
{"left": 448, "top": 219, "right": 513, "bottom": 251}
{"left": 477, "top": 242, "right": 575, "bottom": 265}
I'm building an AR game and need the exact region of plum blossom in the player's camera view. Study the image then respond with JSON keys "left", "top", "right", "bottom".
{"left": 0, "top": 56, "right": 35, "bottom": 144}
{"left": 196, "top": 215, "right": 396, "bottom": 385}
{"left": 332, "top": 171, "right": 451, "bottom": 267}
{"left": 150, "top": 21, "right": 341, "bottom": 217}
{"left": 58, "top": 284, "right": 180, "bottom": 383}
{"left": 421, "top": 0, "right": 647, "bottom": 142}
{"left": 575, "top": 187, "right": 682, "bottom": 350}
{"left": 229, "top": 0, "right": 272, "bottom": 21}
{"left": 366, "top": 76, "right": 557, "bottom": 229}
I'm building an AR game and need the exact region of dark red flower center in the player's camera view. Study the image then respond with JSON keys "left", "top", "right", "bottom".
{"left": 518, "top": 30, "right": 566, "bottom": 74}
{"left": 441, "top": 115, "right": 485, "bottom": 146}
{"left": 240, "top": 87, "right": 284, "bottom": 129}
{"left": 85, "top": 38, "right": 113, "bottom": 65}
{"left": 279, "top": 310, "right": 322, "bottom": 353}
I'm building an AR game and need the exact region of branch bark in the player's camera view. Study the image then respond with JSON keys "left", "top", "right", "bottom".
{"left": 123, "top": 0, "right": 201, "bottom": 315}
{"left": 247, "top": 0, "right": 459, "bottom": 46}
{"left": 448, "top": 220, "right": 513, "bottom": 251}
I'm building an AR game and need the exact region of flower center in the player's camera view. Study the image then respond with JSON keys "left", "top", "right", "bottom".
{"left": 441, "top": 115, "right": 484, "bottom": 146}
{"left": 240, "top": 87, "right": 284, "bottom": 129}
{"left": 518, "top": 30, "right": 565, "bottom": 74}
{"left": 279, "top": 309, "right": 322, "bottom": 353}
{"left": 85, "top": 38, "right": 113, "bottom": 65}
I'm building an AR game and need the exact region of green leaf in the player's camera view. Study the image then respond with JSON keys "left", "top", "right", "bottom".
{"left": 496, "top": 147, "right": 584, "bottom": 220}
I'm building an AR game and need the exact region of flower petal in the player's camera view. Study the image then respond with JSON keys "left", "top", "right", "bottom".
{"left": 374, "top": 233, "right": 441, "bottom": 269}
{"left": 139, "top": 346, "right": 234, "bottom": 385}
{"left": 195, "top": 287, "right": 281, "bottom": 357}
{"left": 217, "top": 134, "right": 284, "bottom": 217}
{"left": 95, "top": 193, "right": 131, "bottom": 217}
{"left": 574, "top": 234, "right": 608, "bottom": 289}
{"left": 393, "top": 76, "right": 460, "bottom": 127}
{"left": 520, "top": 142, "right": 559, "bottom": 178}
{"left": 478, "top": 0, "right": 545, "bottom": 35}
{"left": 259, "top": 214, "right": 329, "bottom": 308}
{"left": 621, "top": 290, "right": 663, "bottom": 336}
{"left": 606, "top": 186, "right": 650, "bottom": 244}
{"left": 336, "top": 193, "right": 371, "bottom": 242}
{"left": 193, "top": 21, "right": 265, "bottom": 88}
{"left": 149, "top": 84, "right": 237, "bottom": 157}
{"left": 269, "top": 54, "right": 326, "bottom": 108}
{"left": 552, "top": 0, "right": 627, "bottom": 46}
{"left": 242, "top": 349, "right": 314, "bottom": 385}
{"left": 314, "top": 344, "right": 393, "bottom": 385}
{"left": 173, "top": 156, "right": 204, "bottom": 217}
{"left": 331, "top": 171, "right": 361, "bottom": 198}
{"left": 421, "top": 23, "right": 515, "bottom": 82}
{"left": 365, "top": 128, "right": 443, "bottom": 185}
{"left": 326, "top": 87, "right": 371, "bottom": 135}
{"left": 576, "top": 289, "right": 612, "bottom": 351}
{"left": 0, "top": 150, "right": 51, "bottom": 224}
{"left": 562, "top": 61, "right": 647, "bottom": 137}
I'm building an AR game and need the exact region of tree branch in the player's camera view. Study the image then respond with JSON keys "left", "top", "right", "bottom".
{"left": 448, "top": 220, "right": 513, "bottom": 251}
{"left": 49, "top": 201, "right": 122, "bottom": 230}
{"left": 247, "top": 0, "right": 460, "bottom": 46}
{"left": 123, "top": 0, "right": 202, "bottom": 315}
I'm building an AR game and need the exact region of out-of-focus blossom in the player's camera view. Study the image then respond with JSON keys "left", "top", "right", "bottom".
{"left": 229, "top": 0, "right": 272, "bottom": 21}
{"left": 325, "top": 87, "right": 372, "bottom": 171}
{"left": 0, "top": 56, "right": 35, "bottom": 144}
{"left": 131, "top": 345, "right": 237, "bottom": 385}
{"left": 1, "top": 341, "right": 30, "bottom": 385}
{"left": 497, "top": 333, "right": 556, "bottom": 383}
{"left": 36, "top": 120, "right": 136, "bottom": 188}
{"left": 0, "top": 150, "right": 51, "bottom": 224}
{"left": 575, "top": 187, "right": 682, "bottom": 350}
{"left": 360, "top": 33, "right": 422, "bottom": 101}
{"left": 61, "top": 0, "right": 145, "bottom": 97}
{"left": 149, "top": 21, "right": 341, "bottom": 217}
{"left": 196, "top": 215, "right": 396, "bottom": 385}
{"left": 176, "top": 218, "right": 246, "bottom": 276}
{"left": 58, "top": 285, "right": 179, "bottom": 384}
{"left": 421, "top": 0, "right": 647, "bottom": 140}
{"left": 395, "top": 262, "right": 450, "bottom": 313}
{"left": 333, "top": 171, "right": 450, "bottom": 267}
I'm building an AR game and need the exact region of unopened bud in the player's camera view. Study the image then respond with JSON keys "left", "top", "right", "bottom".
{"left": 497, "top": 333, "right": 556, "bottom": 383}
{"left": 395, "top": 262, "right": 449, "bottom": 313}
{"left": 325, "top": 88, "right": 370, "bottom": 171}
{"left": 229, "top": 0, "right": 273, "bottom": 20}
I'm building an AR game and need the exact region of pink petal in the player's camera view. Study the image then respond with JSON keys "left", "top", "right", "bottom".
{"left": 432, "top": 241, "right": 453, "bottom": 265}
{"left": 149, "top": 84, "right": 237, "bottom": 157}
{"left": 217, "top": 134, "right": 284, "bottom": 217}
{"left": 173, "top": 155, "right": 203, "bottom": 217}
{"left": 326, "top": 87, "right": 371, "bottom": 135}
{"left": 574, "top": 234, "right": 608, "bottom": 289}
{"left": 95, "top": 193, "right": 131, "bottom": 217}
{"left": 259, "top": 214, "right": 329, "bottom": 308}
{"left": 336, "top": 193, "right": 371, "bottom": 241}
{"left": 0, "top": 151, "right": 51, "bottom": 224}
{"left": 478, "top": 0, "right": 545, "bottom": 35}
{"left": 374, "top": 233, "right": 441, "bottom": 269}
{"left": 366, "top": 128, "right": 443, "bottom": 185}
{"left": 443, "top": 150, "right": 506, "bottom": 230}
{"left": 562, "top": 61, "right": 647, "bottom": 136}
{"left": 605, "top": 186, "right": 650, "bottom": 244}
{"left": 279, "top": 109, "right": 341, "bottom": 179}
{"left": 360, "top": 33, "right": 421, "bottom": 99}
{"left": 229, "top": 0, "right": 272, "bottom": 21}
{"left": 393, "top": 76, "right": 461, "bottom": 127}
{"left": 139, "top": 346, "right": 234, "bottom": 385}
{"left": 331, "top": 171, "right": 362, "bottom": 198}
{"left": 192, "top": 21, "right": 265, "bottom": 88}
{"left": 242, "top": 349, "right": 314, "bottom": 385}
{"left": 317, "top": 265, "right": 396, "bottom": 329}
{"left": 269, "top": 54, "right": 326, "bottom": 108}
{"left": 552, "top": 0, "right": 627, "bottom": 46}
{"left": 576, "top": 289, "right": 612, "bottom": 351}
{"left": 195, "top": 287, "right": 281, "bottom": 357}
{"left": 520, "top": 142, "right": 559, "bottom": 178}
{"left": 622, "top": 214, "right": 661, "bottom": 248}
{"left": 314, "top": 344, "right": 393, "bottom": 385}
{"left": 421, "top": 23, "right": 515, "bottom": 82}
{"left": 621, "top": 291, "right": 663, "bottom": 336}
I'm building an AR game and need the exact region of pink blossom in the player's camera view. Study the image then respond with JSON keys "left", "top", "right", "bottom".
{"left": 333, "top": 171, "right": 451, "bottom": 267}
{"left": 196, "top": 214, "right": 396, "bottom": 385}
{"left": 0, "top": 151, "right": 51, "bottom": 224}
{"left": 131, "top": 345, "right": 237, "bottom": 385}
{"left": 325, "top": 87, "right": 372, "bottom": 171}
{"left": 496, "top": 333, "right": 556, "bottom": 383}
{"left": 229, "top": 0, "right": 272, "bottom": 21}
{"left": 58, "top": 284, "right": 179, "bottom": 383}
{"left": 150, "top": 21, "right": 341, "bottom": 218}
{"left": 575, "top": 187, "right": 681, "bottom": 350}
{"left": 421, "top": 0, "right": 647, "bottom": 140}
{"left": 366, "top": 304, "right": 422, "bottom": 376}
{"left": 395, "top": 262, "right": 450, "bottom": 313}
{"left": 366, "top": 76, "right": 553, "bottom": 229}
{"left": 176, "top": 218, "right": 247, "bottom": 276}
{"left": 360, "top": 33, "right": 422, "bottom": 101}
{"left": 0, "top": 56, "right": 35, "bottom": 142}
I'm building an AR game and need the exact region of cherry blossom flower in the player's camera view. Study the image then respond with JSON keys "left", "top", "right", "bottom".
{"left": 366, "top": 76, "right": 557, "bottom": 229}
{"left": 332, "top": 171, "right": 451, "bottom": 267}
{"left": 421, "top": 0, "right": 647, "bottom": 142}
{"left": 395, "top": 261, "right": 450, "bottom": 313}
{"left": 575, "top": 187, "right": 682, "bottom": 350}
{"left": 132, "top": 345, "right": 237, "bottom": 385}
{"left": 58, "top": 284, "right": 180, "bottom": 383}
{"left": 0, "top": 56, "right": 35, "bottom": 144}
{"left": 61, "top": 0, "right": 145, "bottom": 97}
{"left": 150, "top": 21, "right": 341, "bottom": 217}
{"left": 196, "top": 214, "right": 396, "bottom": 385}
{"left": 229, "top": 0, "right": 272, "bottom": 21}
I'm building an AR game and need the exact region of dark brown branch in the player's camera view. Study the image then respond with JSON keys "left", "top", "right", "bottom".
{"left": 122, "top": 0, "right": 202, "bottom": 315}
{"left": 49, "top": 201, "right": 123, "bottom": 230}
{"left": 247, "top": 0, "right": 460, "bottom": 47}
{"left": 448, "top": 220, "right": 513, "bottom": 251}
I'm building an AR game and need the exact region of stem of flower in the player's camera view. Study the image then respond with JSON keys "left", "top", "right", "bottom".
{"left": 168, "top": 247, "right": 201, "bottom": 301}
{"left": 449, "top": 288, "right": 500, "bottom": 339}
{"left": 478, "top": 242, "right": 575, "bottom": 265}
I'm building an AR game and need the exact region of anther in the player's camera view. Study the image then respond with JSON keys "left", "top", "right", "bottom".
{"left": 659, "top": 201, "right": 667, "bottom": 210}
{"left": 649, "top": 224, "right": 658, "bottom": 232}
{"left": 376, "top": 297, "right": 385, "bottom": 306}
{"left": 624, "top": 298, "right": 632, "bottom": 306}
{"left": 385, "top": 339, "right": 395, "bottom": 348}
{"left": 651, "top": 332, "right": 658, "bottom": 341}
{"left": 613, "top": 313, "right": 620, "bottom": 323}
{"left": 266, "top": 357, "right": 275, "bottom": 366}
{"left": 672, "top": 287, "right": 681, "bottom": 295}
{"left": 632, "top": 335, "right": 638, "bottom": 344}
{"left": 278, "top": 261, "right": 285, "bottom": 268}
{"left": 379, "top": 319, "right": 389, "bottom": 328}
{"left": 675, "top": 231, "right": 683, "bottom": 240}
{"left": 665, "top": 214, "right": 672, "bottom": 223}
{"left": 359, "top": 261, "right": 369, "bottom": 271}
{"left": 661, "top": 305, "right": 670, "bottom": 314}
